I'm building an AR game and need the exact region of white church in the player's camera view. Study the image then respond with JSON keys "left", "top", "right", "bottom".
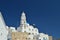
{"left": 0, "top": 12, "right": 49, "bottom": 40}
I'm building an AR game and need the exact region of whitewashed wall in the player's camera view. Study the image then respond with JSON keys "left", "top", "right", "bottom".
{"left": 0, "top": 12, "right": 8, "bottom": 40}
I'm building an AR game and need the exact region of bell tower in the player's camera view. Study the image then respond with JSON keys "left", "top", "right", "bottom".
{"left": 17, "top": 11, "right": 27, "bottom": 32}
{"left": 20, "top": 11, "right": 26, "bottom": 27}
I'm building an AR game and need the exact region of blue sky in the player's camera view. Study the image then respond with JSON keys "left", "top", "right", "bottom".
{"left": 0, "top": 0, "right": 60, "bottom": 38}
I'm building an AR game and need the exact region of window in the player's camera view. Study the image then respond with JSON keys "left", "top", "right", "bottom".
{"left": 1, "top": 33, "right": 2, "bottom": 35}
{"left": 28, "top": 33, "right": 31, "bottom": 35}
{"left": 39, "top": 39, "right": 41, "bottom": 40}
{"left": 33, "top": 37, "right": 35, "bottom": 39}
{"left": 8, "top": 39, "right": 10, "bottom": 40}
{"left": 26, "top": 38, "right": 27, "bottom": 40}
{"left": 8, "top": 38, "right": 11, "bottom": 40}
{"left": 43, "top": 37, "right": 47, "bottom": 40}
{"left": 24, "top": 31, "right": 26, "bottom": 32}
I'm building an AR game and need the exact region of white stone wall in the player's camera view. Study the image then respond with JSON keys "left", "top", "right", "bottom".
{"left": 38, "top": 33, "right": 49, "bottom": 40}
{"left": 0, "top": 12, "right": 8, "bottom": 40}
{"left": 10, "top": 27, "right": 17, "bottom": 32}
{"left": 7, "top": 27, "right": 17, "bottom": 40}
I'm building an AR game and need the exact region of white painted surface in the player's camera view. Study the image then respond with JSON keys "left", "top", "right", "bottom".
{"left": 0, "top": 12, "right": 8, "bottom": 40}
{"left": 38, "top": 33, "right": 49, "bottom": 40}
